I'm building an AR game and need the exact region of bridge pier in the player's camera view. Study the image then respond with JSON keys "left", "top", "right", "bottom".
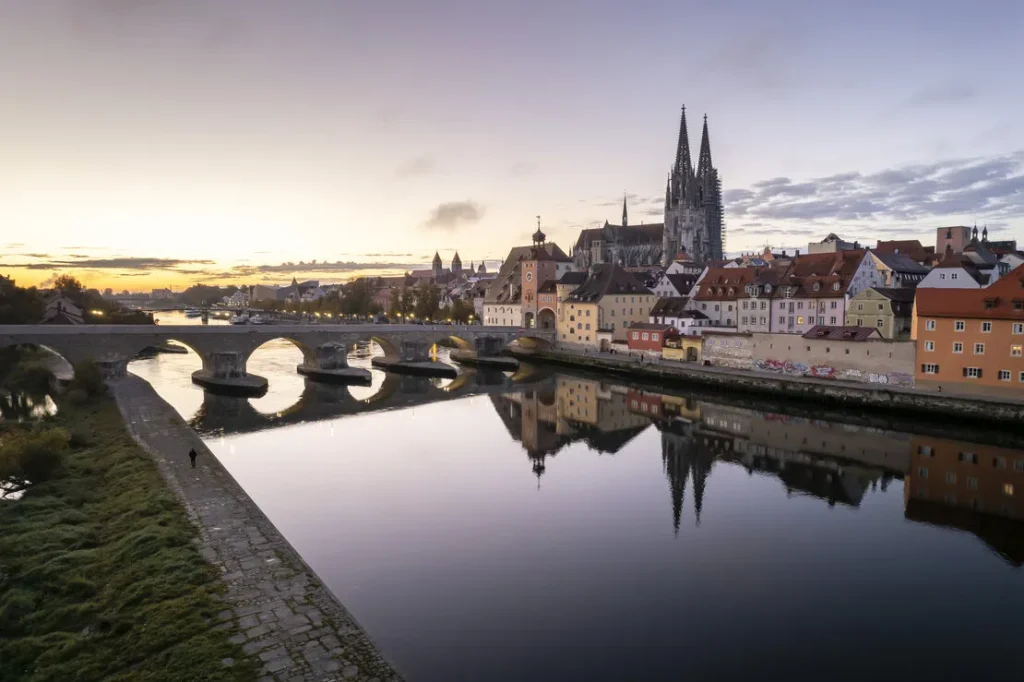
{"left": 191, "top": 351, "right": 268, "bottom": 397}
{"left": 371, "top": 339, "right": 457, "bottom": 378}
{"left": 450, "top": 336, "right": 519, "bottom": 371}
{"left": 297, "top": 343, "right": 371, "bottom": 385}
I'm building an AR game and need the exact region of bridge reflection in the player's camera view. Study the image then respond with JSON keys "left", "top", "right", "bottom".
{"left": 489, "top": 377, "right": 1024, "bottom": 566}
{"left": 189, "top": 364, "right": 556, "bottom": 436}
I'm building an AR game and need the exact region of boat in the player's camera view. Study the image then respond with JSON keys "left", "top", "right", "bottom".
{"left": 184, "top": 308, "right": 202, "bottom": 318}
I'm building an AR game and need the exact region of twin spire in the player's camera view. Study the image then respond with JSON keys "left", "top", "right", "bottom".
{"left": 673, "top": 105, "right": 714, "bottom": 180}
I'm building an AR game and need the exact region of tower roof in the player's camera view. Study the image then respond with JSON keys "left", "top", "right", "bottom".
{"left": 432, "top": 251, "right": 442, "bottom": 265}
{"left": 697, "top": 114, "right": 713, "bottom": 176}
{"left": 452, "top": 251, "right": 462, "bottom": 265}
{"left": 622, "top": 192, "right": 628, "bottom": 228}
{"left": 674, "top": 105, "right": 693, "bottom": 178}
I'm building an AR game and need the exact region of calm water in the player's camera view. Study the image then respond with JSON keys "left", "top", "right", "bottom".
{"left": 131, "top": 313, "right": 1024, "bottom": 682}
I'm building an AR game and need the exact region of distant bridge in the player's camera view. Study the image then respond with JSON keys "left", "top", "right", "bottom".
{"left": 0, "top": 324, "right": 555, "bottom": 395}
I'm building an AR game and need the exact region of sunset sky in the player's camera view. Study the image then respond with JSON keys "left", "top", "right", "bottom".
{"left": 2, "top": 0, "right": 1023, "bottom": 290}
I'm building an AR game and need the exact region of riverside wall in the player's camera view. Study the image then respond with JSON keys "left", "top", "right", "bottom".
{"left": 511, "top": 347, "right": 1024, "bottom": 427}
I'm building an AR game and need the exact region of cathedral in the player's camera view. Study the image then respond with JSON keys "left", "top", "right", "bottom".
{"left": 573, "top": 104, "right": 725, "bottom": 270}
{"left": 663, "top": 106, "right": 724, "bottom": 265}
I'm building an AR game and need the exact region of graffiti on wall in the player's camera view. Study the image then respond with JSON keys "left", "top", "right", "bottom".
{"left": 752, "top": 358, "right": 913, "bottom": 386}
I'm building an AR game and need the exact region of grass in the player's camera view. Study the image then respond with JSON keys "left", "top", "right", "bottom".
{"left": 0, "top": 394, "right": 257, "bottom": 682}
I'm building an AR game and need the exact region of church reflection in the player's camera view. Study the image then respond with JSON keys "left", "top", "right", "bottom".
{"left": 491, "top": 376, "right": 1024, "bottom": 565}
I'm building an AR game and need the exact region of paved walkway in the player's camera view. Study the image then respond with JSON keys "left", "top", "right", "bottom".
{"left": 111, "top": 375, "right": 402, "bottom": 682}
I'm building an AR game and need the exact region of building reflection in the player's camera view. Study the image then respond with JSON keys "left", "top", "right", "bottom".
{"left": 493, "top": 375, "right": 1024, "bottom": 564}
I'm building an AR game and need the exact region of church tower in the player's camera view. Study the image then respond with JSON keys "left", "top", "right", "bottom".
{"left": 663, "top": 106, "right": 724, "bottom": 265}
{"left": 452, "top": 251, "right": 463, "bottom": 276}
{"left": 432, "top": 251, "right": 442, "bottom": 279}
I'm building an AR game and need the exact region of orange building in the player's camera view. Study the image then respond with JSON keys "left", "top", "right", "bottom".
{"left": 914, "top": 265, "right": 1024, "bottom": 396}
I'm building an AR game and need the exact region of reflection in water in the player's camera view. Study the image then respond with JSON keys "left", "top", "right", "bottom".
{"left": 247, "top": 339, "right": 306, "bottom": 415}
{"left": 137, "top": 347, "right": 1024, "bottom": 682}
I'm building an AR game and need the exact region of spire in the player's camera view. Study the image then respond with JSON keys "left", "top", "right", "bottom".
{"left": 622, "top": 192, "right": 628, "bottom": 228}
{"left": 665, "top": 173, "right": 671, "bottom": 206}
{"left": 697, "top": 113, "right": 713, "bottom": 177}
{"left": 982, "top": 225, "right": 989, "bottom": 242}
{"left": 674, "top": 105, "right": 693, "bottom": 178}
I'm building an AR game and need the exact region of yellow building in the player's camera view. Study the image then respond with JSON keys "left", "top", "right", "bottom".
{"left": 663, "top": 334, "right": 702, "bottom": 362}
{"left": 557, "top": 264, "right": 656, "bottom": 347}
{"left": 845, "top": 287, "right": 916, "bottom": 340}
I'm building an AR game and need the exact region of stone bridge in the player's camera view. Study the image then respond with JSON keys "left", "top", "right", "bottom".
{"left": 0, "top": 324, "right": 554, "bottom": 395}
{"left": 191, "top": 367, "right": 556, "bottom": 436}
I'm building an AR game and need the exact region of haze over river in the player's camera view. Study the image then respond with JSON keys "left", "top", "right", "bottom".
{"left": 128, "top": 312, "right": 1024, "bottom": 682}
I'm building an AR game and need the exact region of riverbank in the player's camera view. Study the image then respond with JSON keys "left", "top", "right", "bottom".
{"left": 512, "top": 346, "right": 1024, "bottom": 427}
{"left": 0, "top": 393, "right": 256, "bottom": 681}
{"left": 111, "top": 375, "right": 403, "bottom": 681}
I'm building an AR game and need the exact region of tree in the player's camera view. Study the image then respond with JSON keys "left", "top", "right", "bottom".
{"left": 446, "top": 298, "right": 475, "bottom": 324}
{"left": 53, "top": 275, "right": 84, "bottom": 299}
{"left": 413, "top": 283, "right": 441, "bottom": 321}
{"left": 0, "top": 276, "right": 43, "bottom": 324}
{"left": 389, "top": 286, "right": 414, "bottom": 318}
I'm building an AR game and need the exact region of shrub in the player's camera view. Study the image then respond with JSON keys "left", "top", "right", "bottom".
{"left": 68, "top": 426, "right": 91, "bottom": 448}
{"left": 2, "top": 360, "right": 53, "bottom": 397}
{"left": 71, "top": 360, "right": 105, "bottom": 397}
{"left": 0, "top": 427, "right": 69, "bottom": 498}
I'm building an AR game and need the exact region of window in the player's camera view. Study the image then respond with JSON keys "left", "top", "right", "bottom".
{"left": 925, "top": 341, "right": 935, "bottom": 351}
{"left": 778, "top": 316, "right": 785, "bottom": 324}
{"left": 946, "top": 472, "right": 957, "bottom": 485}
{"left": 833, "top": 282, "right": 840, "bottom": 290}
{"left": 925, "top": 320, "right": 936, "bottom": 331}
{"left": 632, "top": 332, "right": 639, "bottom": 340}
{"left": 714, "top": 305, "right": 719, "bottom": 312}
{"left": 921, "top": 363, "right": 939, "bottom": 374}
{"left": 858, "top": 303, "right": 863, "bottom": 311}
{"left": 742, "top": 316, "right": 748, "bottom": 325}
{"left": 964, "top": 367, "right": 982, "bottom": 378}
{"left": 981, "top": 321, "right": 992, "bottom": 333}
{"left": 940, "top": 273, "right": 946, "bottom": 280}
{"left": 953, "top": 342, "right": 963, "bottom": 354}
{"left": 877, "top": 319, "right": 884, "bottom": 328}
{"left": 958, "top": 451, "right": 978, "bottom": 464}
{"left": 641, "top": 332, "right": 649, "bottom": 340}
{"left": 586, "top": 309, "right": 591, "bottom": 317}
{"left": 652, "top": 333, "right": 659, "bottom": 341}
{"left": 877, "top": 303, "right": 884, "bottom": 311}
{"left": 1013, "top": 345, "right": 1022, "bottom": 357}
{"left": 1014, "top": 323, "right": 1023, "bottom": 335}
{"left": 797, "top": 316, "right": 804, "bottom": 324}
{"left": 830, "top": 301, "right": 837, "bottom": 309}
{"left": 1015, "top": 460, "right": 1024, "bottom": 473}
{"left": 973, "top": 342, "right": 986, "bottom": 354}
{"left": 955, "top": 320, "right": 965, "bottom": 331}
{"left": 917, "top": 445, "right": 933, "bottom": 456}
{"left": 1021, "top": 371, "right": 1024, "bottom": 383}
{"left": 1004, "top": 483, "right": 1015, "bottom": 497}
{"left": 995, "top": 457, "right": 1007, "bottom": 470}
{"left": 999, "top": 370, "right": 1011, "bottom": 381}
{"left": 951, "top": 273, "right": 959, "bottom": 280}
{"left": 918, "top": 467, "right": 928, "bottom": 478}
{"left": 702, "top": 303, "right": 707, "bottom": 310}
{"left": 830, "top": 316, "right": 837, "bottom": 324}
{"left": 967, "top": 477, "right": 979, "bottom": 490}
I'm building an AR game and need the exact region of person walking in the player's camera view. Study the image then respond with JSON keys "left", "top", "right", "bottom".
{"left": 188, "top": 448, "right": 198, "bottom": 468}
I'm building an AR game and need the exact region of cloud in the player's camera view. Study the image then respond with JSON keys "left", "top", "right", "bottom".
{"left": 726, "top": 151, "right": 1024, "bottom": 229}
{"left": 229, "top": 261, "right": 421, "bottom": 276}
{"left": 906, "top": 81, "right": 980, "bottom": 107}
{"left": 4, "top": 257, "right": 215, "bottom": 270}
{"left": 423, "top": 201, "right": 485, "bottom": 230}
{"left": 395, "top": 155, "right": 436, "bottom": 179}
{"left": 360, "top": 252, "right": 414, "bottom": 258}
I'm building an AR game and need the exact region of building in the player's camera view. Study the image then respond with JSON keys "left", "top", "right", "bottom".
{"left": 874, "top": 239, "right": 936, "bottom": 264}
{"left": 150, "top": 288, "right": 173, "bottom": 299}
{"left": 626, "top": 323, "right": 675, "bottom": 353}
{"left": 738, "top": 269, "right": 788, "bottom": 334}
{"left": 483, "top": 229, "right": 572, "bottom": 327}
{"left": 557, "top": 263, "right": 656, "bottom": 346}
{"left": 572, "top": 197, "right": 664, "bottom": 269}
{"left": 918, "top": 246, "right": 995, "bottom": 289}
{"left": 846, "top": 287, "right": 916, "bottom": 340}
{"left": 663, "top": 107, "right": 724, "bottom": 265}
{"left": 651, "top": 272, "right": 697, "bottom": 298}
{"left": 664, "top": 248, "right": 705, "bottom": 276}
{"left": 936, "top": 226, "right": 973, "bottom": 254}
{"left": 689, "top": 267, "right": 760, "bottom": 327}
{"left": 866, "top": 251, "right": 929, "bottom": 288}
{"left": 768, "top": 250, "right": 881, "bottom": 335}
{"left": 913, "top": 265, "right": 1024, "bottom": 396}
{"left": 806, "top": 233, "right": 859, "bottom": 254}
{"left": 649, "top": 296, "right": 709, "bottom": 335}
{"left": 41, "top": 295, "right": 84, "bottom": 325}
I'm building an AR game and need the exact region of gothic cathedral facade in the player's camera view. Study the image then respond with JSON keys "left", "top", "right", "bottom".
{"left": 663, "top": 106, "right": 724, "bottom": 266}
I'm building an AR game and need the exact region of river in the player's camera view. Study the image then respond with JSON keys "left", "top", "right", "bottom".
{"left": 128, "top": 312, "right": 1024, "bottom": 681}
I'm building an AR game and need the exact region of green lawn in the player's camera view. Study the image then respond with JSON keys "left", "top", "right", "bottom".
{"left": 0, "top": 395, "right": 256, "bottom": 682}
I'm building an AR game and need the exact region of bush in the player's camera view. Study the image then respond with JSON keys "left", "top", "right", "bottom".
{"left": 2, "top": 361, "right": 53, "bottom": 397}
{"left": 0, "top": 427, "right": 69, "bottom": 497}
{"left": 66, "top": 389, "right": 89, "bottom": 406}
{"left": 68, "top": 427, "right": 91, "bottom": 448}
{"left": 71, "top": 360, "right": 105, "bottom": 397}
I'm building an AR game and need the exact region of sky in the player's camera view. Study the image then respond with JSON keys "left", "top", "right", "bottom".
{"left": 2, "top": 0, "right": 1023, "bottom": 290}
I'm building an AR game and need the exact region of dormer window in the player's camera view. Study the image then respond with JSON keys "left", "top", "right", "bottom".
{"left": 833, "top": 282, "right": 841, "bottom": 291}
{"left": 765, "top": 284, "right": 772, "bottom": 293}
{"left": 728, "top": 288, "right": 734, "bottom": 296}
{"left": 812, "top": 282, "right": 821, "bottom": 292}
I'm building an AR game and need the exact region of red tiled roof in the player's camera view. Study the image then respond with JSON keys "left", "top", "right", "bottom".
{"left": 693, "top": 267, "right": 759, "bottom": 301}
{"left": 774, "top": 250, "right": 866, "bottom": 298}
{"left": 916, "top": 265, "right": 1024, "bottom": 320}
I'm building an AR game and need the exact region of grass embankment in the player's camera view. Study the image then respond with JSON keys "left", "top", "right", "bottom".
{"left": 0, "top": 393, "right": 256, "bottom": 682}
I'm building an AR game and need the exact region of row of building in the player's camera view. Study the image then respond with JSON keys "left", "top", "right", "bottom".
{"left": 482, "top": 223, "right": 1024, "bottom": 398}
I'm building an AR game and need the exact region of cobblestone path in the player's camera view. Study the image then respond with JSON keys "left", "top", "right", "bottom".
{"left": 111, "top": 375, "right": 403, "bottom": 682}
